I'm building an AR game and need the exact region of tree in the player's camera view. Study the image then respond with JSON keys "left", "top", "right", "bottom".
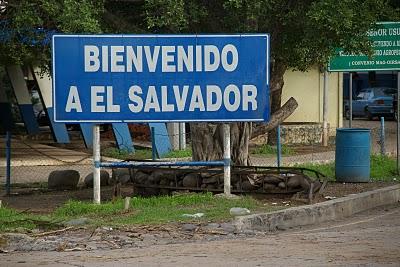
{"left": 1, "top": 0, "right": 398, "bottom": 165}
{"left": 0, "top": 0, "right": 104, "bottom": 68}
{"left": 139, "top": 0, "right": 399, "bottom": 164}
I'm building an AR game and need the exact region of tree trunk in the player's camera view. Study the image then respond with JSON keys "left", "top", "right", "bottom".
{"left": 268, "top": 60, "right": 287, "bottom": 144}
{"left": 190, "top": 62, "right": 295, "bottom": 166}
{"left": 191, "top": 122, "right": 252, "bottom": 166}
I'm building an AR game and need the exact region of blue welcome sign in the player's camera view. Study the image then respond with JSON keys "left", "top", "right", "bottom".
{"left": 52, "top": 34, "right": 269, "bottom": 123}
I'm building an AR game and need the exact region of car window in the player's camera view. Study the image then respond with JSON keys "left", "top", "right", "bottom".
{"left": 364, "top": 92, "right": 373, "bottom": 99}
{"left": 356, "top": 92, "right": 366, "bottom": 99}
{"left": 374, "top": 88, "right": 396, "bottom": 97}
{"left": 383, "top": 88, "right": 397, "bottom": 95}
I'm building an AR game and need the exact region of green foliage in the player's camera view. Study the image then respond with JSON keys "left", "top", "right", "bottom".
{"left": 297, "top": 154, "right": 400, "bottom": 182}
{"left": 162, "top": 148, "right": 192, "bottom": 158}
{"left": 0, "top": 0, "right": 104, "bottom": 67}
{"left": 252, "top": 144, "right": 294, "bottom": 156}
{"left": 0, "top": 207, "right": 51, "bottom": 232}
{"left": 102, "top": 147, "right": 152, "bottom": 160}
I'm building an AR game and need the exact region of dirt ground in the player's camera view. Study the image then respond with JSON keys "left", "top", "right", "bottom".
{"left": 1, "top": 181, "right": 398, "bottom": 214}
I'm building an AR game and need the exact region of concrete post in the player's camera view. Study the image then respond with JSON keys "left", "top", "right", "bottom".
{"left": 93, "top": 124, "right": 101, "bottom": 204}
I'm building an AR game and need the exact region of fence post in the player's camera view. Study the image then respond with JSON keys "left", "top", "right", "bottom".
{"left": 93, "top": 124, "right": 101, "bottom": 204}
{"left": 6, "top": 131, "right": 11, "bottom": 195}
{"left": 380, "top": 117, "right": 385, "bottom": 156}
{"left": 277, "top": 125, "right": 281, "bottom": 168}
{"left": 151, "top": 127, "right": 157, "bottom": 160}
{"left": 223, "top": 123, "right": 231, "bottom": 196}
{"left": 179, "top": 123, "right": 186, "bottom": 150}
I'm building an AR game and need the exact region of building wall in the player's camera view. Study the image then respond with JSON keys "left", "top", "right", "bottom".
{"left": 281, "top": 67, "right": 343, "bottom": 134}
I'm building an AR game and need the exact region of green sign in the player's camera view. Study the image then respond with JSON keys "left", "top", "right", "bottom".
{"left": 329, "top": 22, "right": 400, "bottom": 72}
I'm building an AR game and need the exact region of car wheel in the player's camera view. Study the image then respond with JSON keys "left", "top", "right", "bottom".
{"left": 345, "top": 109, "right": 350, "bottom": 120}
{"left": 366, "top": 110, "right": 374, "bottom": 120}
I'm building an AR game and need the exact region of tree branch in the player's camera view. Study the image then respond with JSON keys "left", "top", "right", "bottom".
{"left": 251, "top": 97, "right": 298, "bottom": 139}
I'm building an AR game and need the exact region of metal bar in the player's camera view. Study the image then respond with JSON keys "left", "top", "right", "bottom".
{"left": 349, "top": 73, "right": 353, "bottom": 128}
{"left": 133, "top": 183, "right": 299, "bottom": 195}
{"left": 223, "top": 123, "right": 231, "bottom": 196}
{"left": 323, "top": 71, "right": 329, "bottom": 146}
{"left": 397, "top": 71, "right": 400, "bottom": 174}
{"left": 151, "top": 126, "right": 156, "bottom": 160}
{"left": 380, "top": 117, "right": 385, "bottom": 156}
{"left": 5, "top": 131, "right": 11, "bottom": 195}
{"left": 277, "top": 125, "right": 282, "bottom": 168}
{"left": 93, "top": 124, "right": 101, "bottom": 204}
{"left": 100, "top": 160, "right": 225, "bottom": 168}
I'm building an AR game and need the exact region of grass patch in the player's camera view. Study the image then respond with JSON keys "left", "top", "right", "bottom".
{"left": 103, "top": 147, "right": 152, "bottom": 160}
{"left": 0, "top": 193, "right": 281, "bottom": 232}
{"left": 54, "top": 193, "right": 271, "bottom": 225}
{"left": 0, "top": 207, "right": 52, "bottom": 232}
{"left": 162, "top": 148, "right": 192, "bottom": 159}
{"left": 296, "top": 154, "right": 399, "bottom": 182}
{"left": 252, "top": 144, "right": 294, "bottom": 157}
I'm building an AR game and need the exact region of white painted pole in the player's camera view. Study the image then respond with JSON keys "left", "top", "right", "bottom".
{"left": 179, "top": 123, "right": 186, "bottom": 150}
{"left": 223, "top": 123, "right": 231, "bottom": 196}
{"left": 93, "top": 124, "right": 101, "bottom": 204}
{"left": 322, "top": 71, "right": 329, "bottom": 146}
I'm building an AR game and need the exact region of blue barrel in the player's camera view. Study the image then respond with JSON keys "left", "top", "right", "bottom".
{"left": 335, "top": 128, "right": 371, "bottom": 182}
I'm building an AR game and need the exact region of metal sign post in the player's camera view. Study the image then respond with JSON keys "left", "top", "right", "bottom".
{"left": 93, "top": 124, "right": 101, "bottom": 204}
{"left": 349, "top": 73, "right": 353, "bottom": 128}
{"left": 223, "top": 124, "right": 231, "bottom": 196}
{"left": 397, "top": 71, "right": 400, "bottom": 174}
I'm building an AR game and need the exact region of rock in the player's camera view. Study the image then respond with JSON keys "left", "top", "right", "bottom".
{"left": 264, "top": 183, "right": 277, "bottom": 191}
{"left": 230, "top": 207, "right": 251, "bottom": 216}
{"left": 220, "top": 223, "right": 235, "bottom": 233}
{"left": 202, "top": 176, "right": 219, "bottom": 184}
{"left": 64, "top": 217, "right": 91, "bottom": 226}
{"left": 48, "top": 170, "right": 80, "bottom": 190}
{"left": 287, "top": 175, "right": 310, "bottom": 190}
{"left": 278, "top": 181, "right": 286, "bottom": 189}
{"left": 182, "top": 173, "right": 200, "bottom": 188}
{"left": 241, "top": 180, "right": 257, "bottom": 191}
{"left": 182, "top": 224, "right": 197, "bottom": 231}
{"left": 133, "top": 171, "right": 149, "bottom": 184}
{"left": 264, "top": 175, "right": 283, "bottom": 185}
{"left": 204, "top": 223, "right": 220, "bottom": 230}
{"left": 84, "top": 170, "right": 109, "bottom": 188}
{"left": 110, "top": 169, "right": 131, "bottom": 184}
{"left": 118, "top": 174, "right": 132, "bottom": 185}
{"left": 150, "top": 170, "right": 175, "bottom": 183}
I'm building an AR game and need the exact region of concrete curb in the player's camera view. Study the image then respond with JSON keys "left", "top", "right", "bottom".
{"left": 234, "top": 184, "right": 400, "bottom": 232}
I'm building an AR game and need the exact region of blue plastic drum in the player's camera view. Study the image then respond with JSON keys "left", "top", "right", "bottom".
{"left": 335, "top": 128, "right": 371, "bottom": 182}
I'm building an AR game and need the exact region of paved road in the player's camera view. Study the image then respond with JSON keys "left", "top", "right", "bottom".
{"left": 2, "top": 203, "right": 400, "bottom": 267}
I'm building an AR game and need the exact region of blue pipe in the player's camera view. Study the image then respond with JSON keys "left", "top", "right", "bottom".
{"left": 6, "top": 131, "right": 11, "bottom": 195}
{"left": 151, "top": 127, "right": 157, "bottom": 160}
{"left": 100, "top": 160, "right": 225, "bottom": 168}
